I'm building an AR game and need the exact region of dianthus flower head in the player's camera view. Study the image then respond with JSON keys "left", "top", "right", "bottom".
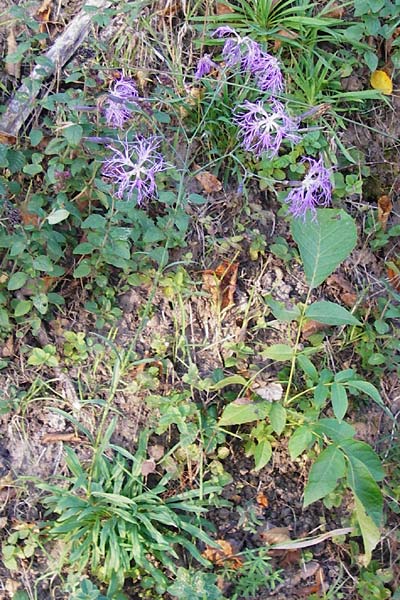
{"left": 251, "top": 52, "right": 284, "bottom": 94}
{"left": 212, "top": 26, "right": 237, "bottom": 38}
{"left": 102, "top": 136, "right": 167, "bottom": 205}
{"left": 194, "top": 54, "right": 217, "bottom": 79}
{"left": 234, "top": 99, "right": 300, "bottom": 157}
{"left": 104, "top": 77, "right": 138, "bottom": 128}
{"left": 285, "top": 156, "right": 333, "bottom": 220}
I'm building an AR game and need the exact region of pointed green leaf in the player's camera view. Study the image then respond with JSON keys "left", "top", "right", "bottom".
{"left": 264, "top": 294, "right": 301, "bottom": 321}
{"left": 346, "top": 455, "right": 383, "bottom": 526}
{"left": 219, "top": 400, "right": 270, "bottom": 426}
{"left": 354, "top": 495, "right": 381, "bottom": 565}
{"left": 288, "top": 425, "right": 314, "bottom": 459}
{"left": 340, "top": 439, "right": 384, "bottom": 481}
{"left": 269, "top": 403, "right": 286, "bottom": 435}
{"left": 253, "top": 439, "right": 272, "bottom": 471}
{"left": 291, "top": 209, "right": 357, "bottom": 288}
{"left": 331, "top": 383, "right": 348, "bottom": 422}
{"left": 304, "top": 445, "right": 346, "bottom": 506}
{"left": 305, "top": 301, "right": 361, "bottom": 326}
{"left": 261, "top": 344, "right": 293, "bottom": 361}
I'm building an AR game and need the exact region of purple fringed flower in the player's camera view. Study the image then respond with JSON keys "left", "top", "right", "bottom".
{"left": 212, "top": 26, "right": 237, "bottom": 38}
{"left": 195, "top": 54, "right": 217, "bottom": 79}
{"left": 285, "top": 157, "right": 333, "bottom": 220}
{"left": 104, "top": 77, "right": 138, "bottom": 128}
{"left": 251, "top": 53, "right": 284, "bottom": 94}
{"left": 234, "top": 99, "right": 300, "bottom": 157}
{"left": 102, "top": 136, "right": 167, "bottom": 204}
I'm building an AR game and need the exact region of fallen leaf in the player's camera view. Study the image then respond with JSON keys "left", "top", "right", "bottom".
{"left": 194, "top": 164, "right": 223, "bottom": 194}
{"left": 0, "top": 131, "right": 17, "bottom": 145}
{"left": 35, "top": 0, "right": 52, "bottom": 22}
{"left": 202, "top": 260, "right": 238, "bottom": 309}
{"left": 141, "top": 459, "right": 156, "bottom": 476}
{"left": 302, "top": 319, "right": 328, "bottom": 338}
{"left": 387, "top": 260, "right": 400, "bottom": 292}
{"left": 370, "top": 70, "right": 393, "bottom": 95}
{"left": 324, "top": 2, "right": 344, "bottom": 17}
{"left": 6, "top": 28, "right": 20, "bottom": 79}
{"left": 258, "top": 526, "right": 291, "bottom": 545}
{"left": 202, "top": 539, "right": 243, "bottom": 568}
{"left": 216, "top": 2, "right": 235, "bottom": 13}
{"left": 148, "top": 444, "right": 164, "bottom": 461}
{"left": 377, "top": 194, "right": 392, "bottom": 231}
{"left": 253, "top": 382, "right": 283, "bottom": 401}
{"left": 273, "top": 29, "right": 299, "bottom": 51}
{"left": 326, "top": 273, "right": 357, "bottom": 307}
{"left": 20, "top": 206, "right": 40, "bottom": 227}
{"left": 42, "top": 432, "right": 81, "bottom": 443}
{"left": 1, "top": 336, "right": 14, "bottom": 358}
{"left": 256, "top": 491, "right": 269, "bottom": 508}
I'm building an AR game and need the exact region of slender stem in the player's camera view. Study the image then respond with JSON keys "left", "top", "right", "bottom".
{"left": 283, "top": 287, "right": 312, "bottom": 406}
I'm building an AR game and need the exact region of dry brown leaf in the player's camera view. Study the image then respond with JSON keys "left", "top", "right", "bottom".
{"left": 202, "top": 539, "right": 243, "bottom": 568}
{"left": 387, "top": 263, "right": 400, "bottom": 292}
{"left": 326, "top": 273, "right": 357, "bottom": 307}
{"left": 194, "top": 164, "right": 223, "bottom": 194}
{"left": 141, "top": 459, "right": 156, "bottom": 476}
{"left": 302, "top": 319, "right": 328, "bottom": 338}
{"left": 377, "top": 194, "right": 392, "bottom": 231}
{"left": 256, "top": 491, "right": 269, "bottom": 508}
{"left": 148, "top": 444, "right": 164, "bottom": 461}
{"left": 216, "top": 2, "right": 235, "bottom": 14}
{"left": 6, "top": 28, "right": 20, "bottom": 79}
{"left": 36, "top": 0, "right": 52, "bottom": 22}
{"left": 253, "top": 382, "right": 283, "bottom": 401}
{"left": 0, "top": 131, "right": 17, "bottom": 145}
{"left": 259, "top": 526, "right": 291, "bottom": 545}
{"left": 1, "top": 336, "right": 14, "bottom": 358}
{"left": 324, "top": 2, "right": 344, "bottom": 17}
{"left": 273, "top": 29, "right": 298, "bottom": 50}
{"left": 202, "top": 260, "right": 238, "bottom": 309}
{"left": 42, "top": 432, "right": 81, "bottom": 443}
{"left": 20, "top": 207, "right": 40, "bottom": 227}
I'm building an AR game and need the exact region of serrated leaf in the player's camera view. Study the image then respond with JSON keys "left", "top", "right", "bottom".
{"left": 354, "top": 495, "right": 380, "bottom": 565}
{"left": 288, "top": 425, "right": 314, "bottom": 459}
{"left": 331, "top": 382, "right": 348, "bottom": 422}
{"left": 218, "top": 400, "right": 270, "bottom": 426}
{"left": 291, "top": 209, "right": 357, "bottom": 288}
{"left": 303, "top": 445, "right": 346, "bottom": 506}
{"left": 253, "top": 439, "right": 272, "bottom": 471}
{"left": 269, "top": 403, "right": 286, "bottom": 435}
{"left": 305, "top": 301, "right": 361, "bottom": 326}
{"left": 346, "top": 455, "right": 383, "bottom": 526}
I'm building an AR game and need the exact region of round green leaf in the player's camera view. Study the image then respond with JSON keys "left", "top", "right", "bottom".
{"left": 7, "top": 272, "right": 28, "bottom": 291}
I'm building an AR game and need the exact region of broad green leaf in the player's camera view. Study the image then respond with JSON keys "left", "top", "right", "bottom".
{"left": 14, "top": 299, "right": 32, "bottom": 317}
{"left": 313, "top": 418, "right": 355, "bottom": 442}
{"left": 269, "top": 403, "right": 286, "bottom": 435}
{"left": 344, "top": 380, "right": 384, "bottom": 408}
{"left": 29, "top": 129, "right": 43, "bottom": 146}
{"left": 334, "top": 369, "right": 355, "bottom": 382}
{"left": 253, "top": 439, "right": 272, "bottom": 471}
{"left": 288, "top": 425, "right": 314, "bottom": 459}
{"left": 264, "top": 295, "right": 301, "bottom": 322}
{"left": 47, "top": 209, "right": 70, "bottom": 224}
{"left": 33, "top": 255, "right": 54, "bottom": 272}
{"left": 32, "top": 293, "right": 48, "bottom": 315}
{"left": 313, "top": 383, "right": 329, "bottom": 407}
{"left": 7, "top": 271, "right": 28, "bottom": 291}
{"left": 218, "top": 400, "right": 270, "bottom": 426}
{"left": 304, "top": 445, "right": 346, "bottom": 506}
{"left": 339, "top": 439, "right": 384, "bottom": 481}
{"left": 73, "top": 261, "right": 91, "bottom": 278}
{"left": 63, "top": 124, "right": 83, "bottom": 146}
{"left": 81, "top": 214, "right": 107, "bottom": 229}
{"left": 354, "top": 495, "right": 380, "bottom": 565}
{"left": 331, "top": 383, "right": 348, "bottom": 422}
{"left": 261, "top": 344, "right": 293, "bottom": 361}
{"left": 291, "top": 209, "right": 357, "bottom": 288}
{"left": 346, "top": 455, "right": 383, "bottom": 526}
{"left": 305, "top": 301, "right": 361, "bottom": 326}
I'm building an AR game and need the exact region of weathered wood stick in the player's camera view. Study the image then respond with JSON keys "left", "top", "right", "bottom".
{"left": 0, "top": 0, "right": 110, "bottom": 140}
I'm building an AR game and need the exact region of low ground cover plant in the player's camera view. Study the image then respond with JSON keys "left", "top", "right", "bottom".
{"left": 0, "top": 0, "right": 399, "bottom": 598}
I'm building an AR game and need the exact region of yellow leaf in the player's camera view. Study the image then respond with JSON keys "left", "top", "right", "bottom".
{"left": 370, "top": 70, "right": 393, "bottom": 95}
